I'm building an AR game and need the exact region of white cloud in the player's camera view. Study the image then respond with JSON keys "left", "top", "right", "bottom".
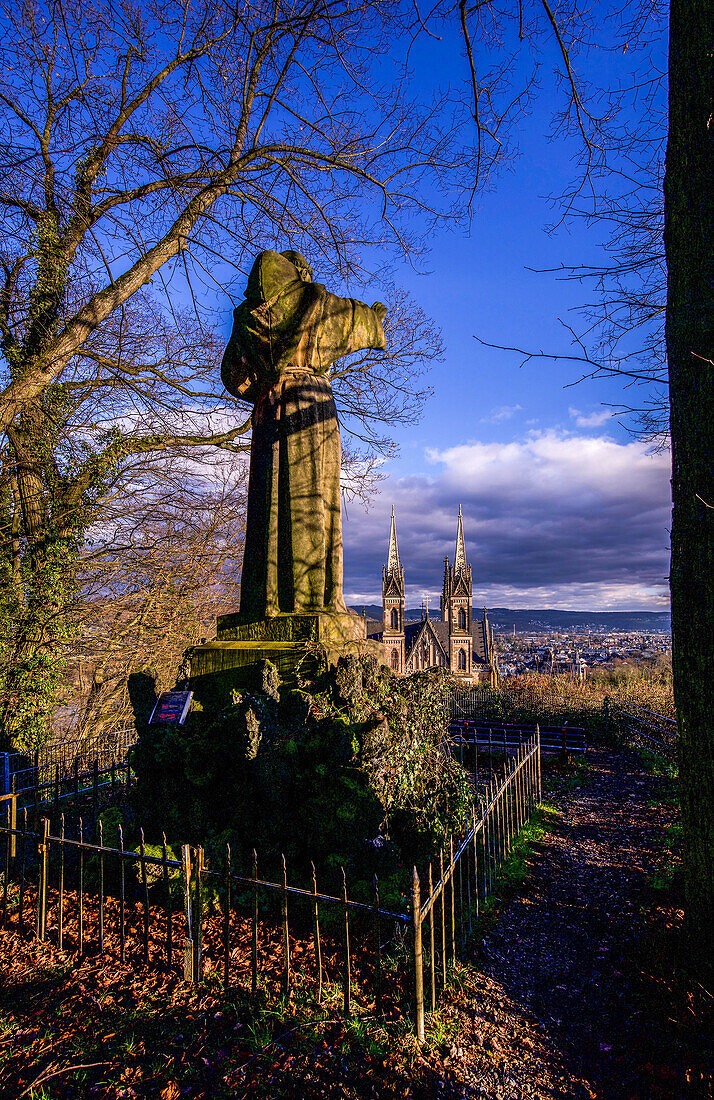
{"left": 343, "top": 429, "right": 671, "bottom": 610}
{"left": 425, "top": 430, "right": 668, "bottom": 504}
{"left": 568, "top": 406, "right": 614, "bottom": 428}
{"left": 481, "top": 403, "right": 523, "bottom": 423}
{"left": 463, "top": 582, "right": 671, "bottom": 612}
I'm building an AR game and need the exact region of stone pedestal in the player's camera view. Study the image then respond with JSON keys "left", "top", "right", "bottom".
{"left": 190, "top": 611, "right": 386, "bottom": 709}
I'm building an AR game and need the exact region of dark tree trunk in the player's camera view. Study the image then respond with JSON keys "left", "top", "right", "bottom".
{"left": 664, "top": 0, "right": 714, "bottom": 958}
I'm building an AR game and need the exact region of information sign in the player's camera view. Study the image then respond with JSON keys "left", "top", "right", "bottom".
{"left": 149, "top": 690, "right": 193, "bottom": 726}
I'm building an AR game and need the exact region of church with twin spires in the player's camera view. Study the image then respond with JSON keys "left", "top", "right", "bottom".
{"left": 366, "top": 507, "right": 498, "bottom": 683}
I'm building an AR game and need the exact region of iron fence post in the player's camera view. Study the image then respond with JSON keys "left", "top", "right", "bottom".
{"left": 412, "top": 866, "right": 424, "bottom": 1042}
{"left": 536, "top": 726, "right": 542, "bottom": 802}
{"left": 182, "top": 844, "right": 194, "bottom": 982}
{"left": 194, "top": 846, "right": 204, "bottom": 985}
{"left": 37, "top": 817, "right": 49, "bottom": 941}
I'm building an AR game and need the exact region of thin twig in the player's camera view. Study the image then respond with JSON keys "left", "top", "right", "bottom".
{"left": 19, "top": 1061, "right": 110, "bottom": 1098}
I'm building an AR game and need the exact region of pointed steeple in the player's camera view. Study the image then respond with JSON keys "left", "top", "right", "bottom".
{"left": 454, "top": 505, "right": 467, "bottom": 575}
{"left": 387, "top": 505, "right": 400, "bottom": 575}
{"left": 383, "top": 507, "right": 405, "bottom": 672}
{"left": 383, "top": 506, "right": 404, "bottom": 601}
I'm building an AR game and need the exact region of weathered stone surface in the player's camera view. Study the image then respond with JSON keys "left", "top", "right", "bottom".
{"left": 234, "top": 686, "right": 278, "bottom": 760}
{"left": 258, "top": 658, "right": 280, "bottom": 702}
{"left": 189, "top": 641, "right": 309, "bottom": 710}
{"left": 189, "top": 632, "right": 387, "bottom": 711}
{"left": 216, "top": 610, "right": 367, "bottom": 644}
{"left": 190, "top": 252, "right": 389, "bottom": 707}
{"left": 221, "top": 249, "right": 386, "bottom": 621}
{"left": 333, "top": 654, "right": 363, "bottom": 708}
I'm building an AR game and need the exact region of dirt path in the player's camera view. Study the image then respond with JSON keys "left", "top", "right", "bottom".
{"left": 1, "top": 746, "right": 708, "bottom": 1100}
{"left": 486, "top": 747, "right": 674, "bottom": 1096}
{"left": 419, "top": 744, "right": 712, "bottom": 1100}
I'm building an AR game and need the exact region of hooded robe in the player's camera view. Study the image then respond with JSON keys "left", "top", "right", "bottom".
{"left": 222, "top": 250, "right": 386, "bottom": 619}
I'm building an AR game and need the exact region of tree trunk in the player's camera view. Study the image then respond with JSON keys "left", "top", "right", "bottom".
{"left": 663, "top": 0, "right": 714, "bottom": 959}
{"left": 0, "top": 416, "right": 77, "bottom": 749}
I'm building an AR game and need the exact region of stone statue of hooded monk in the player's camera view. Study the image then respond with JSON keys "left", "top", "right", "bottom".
{"left": 222, "top": 250, "right": 387, "bottom": 621}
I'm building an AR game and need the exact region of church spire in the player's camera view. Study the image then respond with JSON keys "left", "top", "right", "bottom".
{"left": 387, "top": 505, "right": 400, "bottom": 575}
{"left": 383, "top": 507, "right": 405, "bottom": 673}
{"left": 454, "top": 504, "right": 467, "bottom": 575}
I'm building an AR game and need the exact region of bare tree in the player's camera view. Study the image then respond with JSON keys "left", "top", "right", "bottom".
{"left": 463, "top": 1, "right": 669, "bottom": 441}
{"left": 0, "top": 0, "right": 643, "bottom": 749}
{"left": 68, "top": 460, "right": 247, "bottom": 736}
{"left": 0, "top": 0, "right": 470, "bottom": 746}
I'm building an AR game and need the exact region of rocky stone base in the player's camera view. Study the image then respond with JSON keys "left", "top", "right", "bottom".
{"left": 189, "top": 611, "right": 386, "bottom": 709}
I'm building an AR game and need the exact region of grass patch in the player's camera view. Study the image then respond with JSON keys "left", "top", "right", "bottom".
{"left": 647, "top": 818, "right": 683, "bottom": 892}
{"left": 635, "top": 746, "right": 678, "bottom": 778}
{"left": 494, "top": 802, "right": 558, "bottom": 893}
{"left": 423, "top": 1001, "right": 460, "bottom": 1052}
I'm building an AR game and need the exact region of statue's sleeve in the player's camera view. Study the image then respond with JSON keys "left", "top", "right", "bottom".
{"left": 221, "top": 304, "right": 263, "bottom": 403}
{"left": 316, "top": 293, "right": 386, "bottom": 369}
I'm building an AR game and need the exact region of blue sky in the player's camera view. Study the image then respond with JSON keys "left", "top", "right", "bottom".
{"left": 192, "top": 2, "right": 669, "bottom": 613}
{"left": 337, "top": 13, "right": 671, "bottom": 611}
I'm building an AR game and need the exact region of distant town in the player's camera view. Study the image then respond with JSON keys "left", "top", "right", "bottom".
{"left": 494, "top": 629, "right": 671, "bottom": 678}
{"left": 351, "top": 605, "right": 671, "bottom": 680}
{"left": 474, "top": 608, "right": 671, "bottom": 679}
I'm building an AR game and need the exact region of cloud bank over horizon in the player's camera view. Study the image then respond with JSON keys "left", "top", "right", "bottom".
{"left": 342, "top": 429, "right": 671, "bottom": 611}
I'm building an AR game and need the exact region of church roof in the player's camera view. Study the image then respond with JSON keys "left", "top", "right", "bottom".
{"left": 402, "top": 614, "right": 490, "bottom": 665}
{"left": 365, "top": 617, "right": 384, "bottom": 638}
{"left": 404, "top": 617, "right": 449, "bottom": 661}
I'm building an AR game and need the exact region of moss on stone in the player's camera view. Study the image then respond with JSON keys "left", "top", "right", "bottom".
{"left": 131, "top": 655, "right": 471, "bottom": 896}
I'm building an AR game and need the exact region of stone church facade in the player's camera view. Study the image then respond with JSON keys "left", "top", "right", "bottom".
{"left": 367, "top": 508, "right": 498, "bottom": 683}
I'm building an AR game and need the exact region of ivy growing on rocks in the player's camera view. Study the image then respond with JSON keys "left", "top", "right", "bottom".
{"left": 130, "top": 656, "right": 472, "bottom": 895}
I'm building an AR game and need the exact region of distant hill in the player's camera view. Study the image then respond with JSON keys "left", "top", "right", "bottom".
{"left": 350, "top": 605, "right": 671, "bottom": 633}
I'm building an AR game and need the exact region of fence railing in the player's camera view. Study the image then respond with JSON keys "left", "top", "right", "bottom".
{"left": 0, "top": 755, "right": 133, "bottom": 828}
{"left": 411, "top": 733, "right": 540, "bottom": 1039}
{"left": 0, "top": 726, "right": 136, "bottom": 797}
{"left": 608, "top": 699, "right": 677, "bottom": 760}
{"left": 0, "top": 737, "right": 542, "bottom": 1039}
{"left": 0, "top": 805, "right": 408, "bottom": 1020}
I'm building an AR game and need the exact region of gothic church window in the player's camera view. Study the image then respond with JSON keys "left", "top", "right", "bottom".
{"left": 391, "top": 649, "right": 400, "bottom": 670}
{"left": 390, "top": 608, "right": 399, "bottom": 630}
{"left": 458, "top": 648, "right": 467, "bottom": 670}
{"left": 458, "top": 607, "right": 466, "bottom": 629}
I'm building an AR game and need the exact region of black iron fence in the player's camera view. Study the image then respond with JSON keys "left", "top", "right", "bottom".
{"left": 0, "top": 805, "right": 409, "bottom": 1020}
{"left": 0, "top": 753, "right": 133, "bottom": 830}
{"left": 607, "top": 699, "right": 677, "bottom": 760}
{"left": 0, "top": 736, "right": 542, "bottom": 1039}
{"left": 0, "top": 727, "right": 136, "bottom": 798}
{"left": 411, "top": 734, "right": 540, "bottom": 1039}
